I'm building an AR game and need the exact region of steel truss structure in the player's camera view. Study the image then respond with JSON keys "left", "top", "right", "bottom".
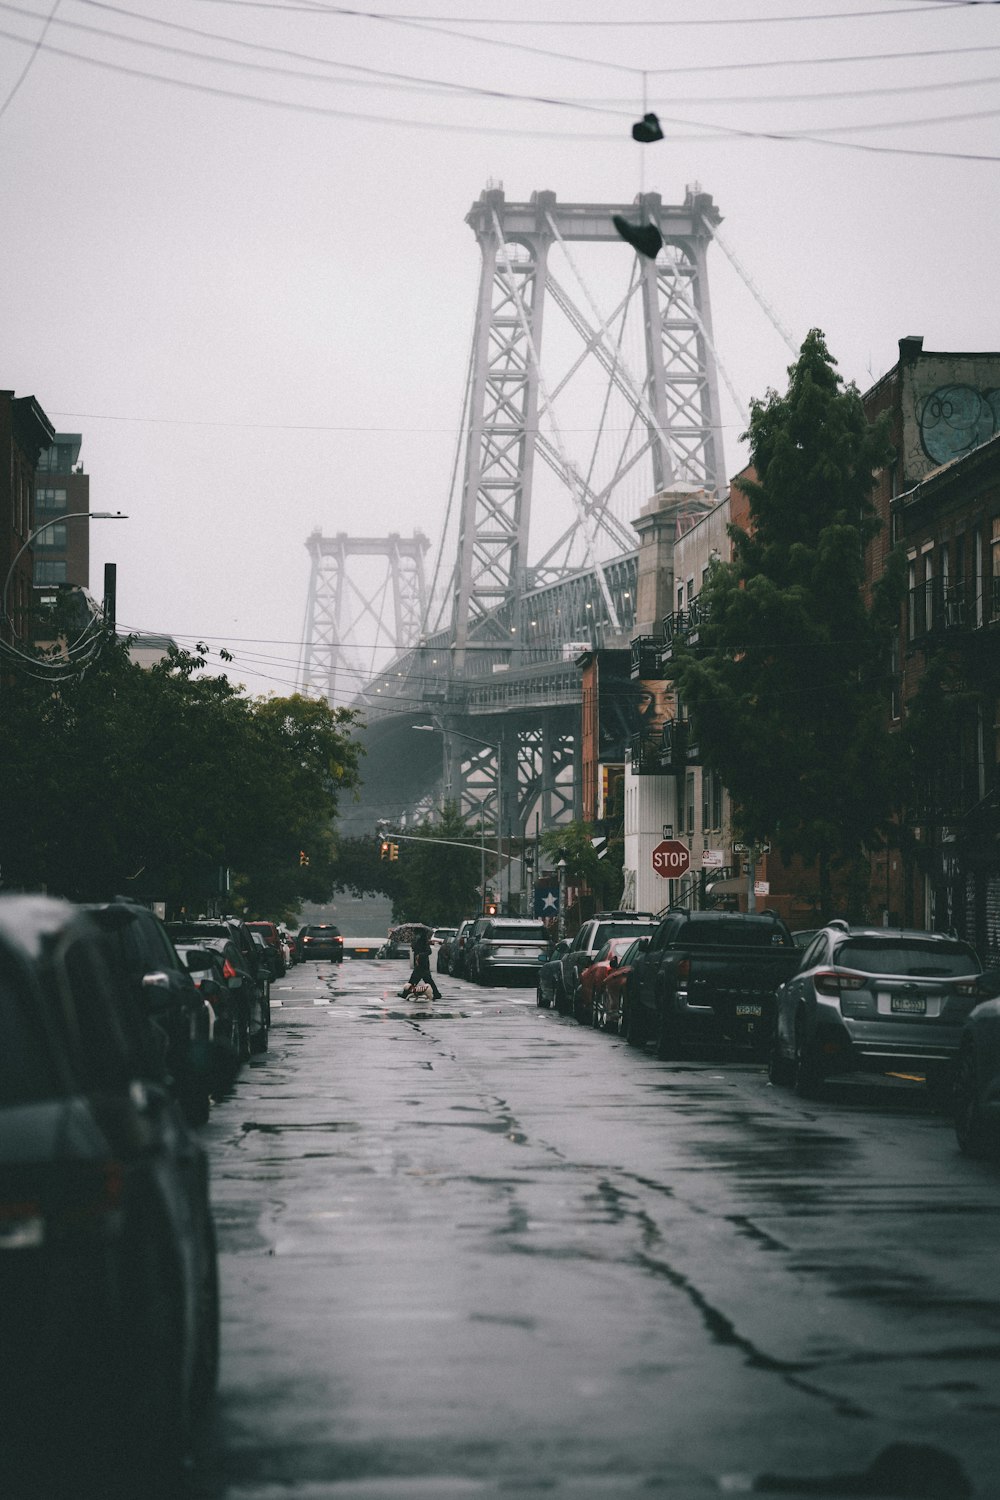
{"left": 300, "top": 529, "right": 429, "bottom": 707}
{"left": 440, "top": 184, "right": 725, "bottom": 657}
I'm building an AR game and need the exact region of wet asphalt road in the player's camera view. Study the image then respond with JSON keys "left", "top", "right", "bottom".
{"left": 197, "top": 956, "right": 1000, "bottom": 1499}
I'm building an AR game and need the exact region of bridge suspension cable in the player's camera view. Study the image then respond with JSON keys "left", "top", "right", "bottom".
{"left": 709, "top": 224, "right": 799, "bottom": 357}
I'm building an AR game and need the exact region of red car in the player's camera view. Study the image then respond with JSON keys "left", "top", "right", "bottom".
{"left": 578, "top": 934, "right": 652, "bottom": 1031}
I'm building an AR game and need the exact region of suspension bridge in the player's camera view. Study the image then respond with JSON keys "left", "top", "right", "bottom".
{"left": 299, "top": 183, "right": 794, "bottom": 843}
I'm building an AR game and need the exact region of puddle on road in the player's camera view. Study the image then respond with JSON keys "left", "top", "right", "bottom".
{"left": 240, "top": 1120, "right": 358, "bottom": 1135}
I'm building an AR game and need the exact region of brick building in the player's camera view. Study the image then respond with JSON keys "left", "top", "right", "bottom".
{"left": 32, "top": 433, "right": 91, "bottom": 608}
{"left": 0, "top": 390, "right": 55, "bottom": 648}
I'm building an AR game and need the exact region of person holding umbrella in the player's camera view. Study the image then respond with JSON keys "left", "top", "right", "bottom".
{"left": 406, "top": 923, "right": 442, "bottom": 1000}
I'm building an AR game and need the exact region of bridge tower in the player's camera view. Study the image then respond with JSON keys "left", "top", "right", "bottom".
{"left": 445, "top": 185, "right": 725, "bottom": 656}
{"left": 300, "top": 530, "right": 429, "bottom": 707}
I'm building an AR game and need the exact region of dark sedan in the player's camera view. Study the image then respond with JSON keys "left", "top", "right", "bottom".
{"left": 536, "top": 937, "right": 572, "bottom": 1009}
{"left": 0, "top": 895, "right": 220, "bottom": 1496}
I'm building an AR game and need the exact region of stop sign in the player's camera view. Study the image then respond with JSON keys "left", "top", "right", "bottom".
{"left": 651, "top": 839, "right": 691, "bottom": 878}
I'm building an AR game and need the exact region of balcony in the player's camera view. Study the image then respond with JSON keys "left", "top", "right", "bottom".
{"left": 630, "top": 635, "right": 662, "bottom": 679}
{"left": 629, "top": 721, "right": 698, "bottom": 775}
{"left": 660, "top": 596, "right": 707, "bottom": 662}
{"left": 908, "top": 578, "right": 1000, "bottom": 644}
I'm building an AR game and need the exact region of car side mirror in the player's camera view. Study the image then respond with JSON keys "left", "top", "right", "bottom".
{"left": 140, "top": 970, "right": 172, "bottom": 1010}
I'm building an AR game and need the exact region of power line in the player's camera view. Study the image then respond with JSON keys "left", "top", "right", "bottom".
{"left": 0, "top": 0, "right": 633, "bottom": 120}
{"left": 0, "top": 0, "right": 59, "bottom": 121}
{"left": 70, "top": 0, "right": 1000, "bottom": 86}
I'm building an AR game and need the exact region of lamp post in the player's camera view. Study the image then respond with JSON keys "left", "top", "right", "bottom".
{"left": 1, "top": 510, "right": 128, "bottom": 644}
{"left": 412, "top": 721, "right": 503, "bottom": 912}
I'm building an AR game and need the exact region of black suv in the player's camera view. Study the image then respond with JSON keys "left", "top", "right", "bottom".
{"left": 298, "top": 923, "right": 344, "bottom": 962}
{"left": 0, "top": 895, "right": 220, "bottom": 1494}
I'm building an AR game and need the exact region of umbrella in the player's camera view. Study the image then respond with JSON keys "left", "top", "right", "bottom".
{"left": 388, "top": 923, "right": 432, "bottom": 943}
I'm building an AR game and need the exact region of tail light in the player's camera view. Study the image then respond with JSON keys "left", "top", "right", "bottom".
{"left": 814, "top": 969, "right": 867, "bottom": 997}
{"left": 955, "top": 976, "right": 988, "bottom": 997}
{"left": 676, "top": 958, "right": 691, "bottom": 981}
{"left": 222, "top": 957, "right": 239, "bottom": 980}
{"left": 0, "top": 1161, "right": 125, "bottom": 1251}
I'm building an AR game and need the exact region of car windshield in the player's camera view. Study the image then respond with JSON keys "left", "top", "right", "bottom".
{"left": 835, "top": 939, "right": 980, "bottom": 978}
{"left": 679, "top": 920, "right": 793, "bottom": 948}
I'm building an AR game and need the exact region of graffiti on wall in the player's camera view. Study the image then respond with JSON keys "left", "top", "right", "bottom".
{"left": 920, "top": 385, "right": 1000, "bottom": 466}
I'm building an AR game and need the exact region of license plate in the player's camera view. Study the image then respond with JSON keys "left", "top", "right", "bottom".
{"left": 891, "top": 995, "right": 926, "bottom": 1015}
{"left": 735, "top": 1003, "right": 762, "bottom": 1017}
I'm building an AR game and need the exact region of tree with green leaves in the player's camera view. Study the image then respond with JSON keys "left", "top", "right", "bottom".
{"left": 0, "top": 632, "right": 362, "bottom": 919}
{"left": 540, "top": 821, "right": 624, "bottom": 918}
{"left": 671, "top": 329, "right": 904, "bottom": 918}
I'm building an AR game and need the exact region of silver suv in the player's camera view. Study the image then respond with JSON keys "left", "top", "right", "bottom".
{"left": 769, "top": 921, "right": 986, "bottom": 1098}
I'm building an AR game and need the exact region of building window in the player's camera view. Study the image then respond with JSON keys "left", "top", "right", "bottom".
{"left": 974, "top": 529, "right": 984, "bottom": 627}
{"left": 33, "top": 560, "right": 67, "bottom": 584}
{"left": 890, "top": 627, "right": 901, "bottom": 722}
{"left": 992, "top": 517, "right": 1000, "bottom": 624}
{"left": 36, "top": 487, "right": 67, "bottom": 512}
{"left": 686, "top": 772, "right": 695, "bottom": 834}
{"left": 907, "top": 555, "right": 917, "bottom": 639}
{"left": 35, "top": 522, "right": 67, "bottom": 548}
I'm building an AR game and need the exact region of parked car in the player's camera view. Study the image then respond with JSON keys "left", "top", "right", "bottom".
{"left": 591, "top": 934, "right": 650, "bottom": 1034}
{"left": 167, "top": 921, "right": 269, "bottom": 1056}
{"left": 467, "top": 918, "right": 549, "bottom": 987}
{"left": 627, "top": 909, "right": 800, "bottom": 1059}
{"left": 246, "top": 920, "right": 287, "bottom": 978}
{"left": 458, "top": 915, "right": 494, "bottom": 982}
{"left": 953, "top": 976, "right": 1000, "bottom": 1156}
{"left": 445, "top": 918, "right": 477, "bottom": 978}
{"left": 768, "top": 922, "right": 985, "bottom": 1098}
{"left": 431, "top": 927, "right": 456, "bottom": 972}
{"left": 536, "top": 937, "right": 573, "bottom": 1008}
{"left": 377, "top": 932, "right": 411, "bottom": 959}
{"left": 298, "top": 923, "right": 344, "bottom": 962}
{"left": 172, "top": 943, "right": 243, "bottom": 1094}
{"left": 577, "top": 934, "right": 651, "bottom": 1028}
{"left": 556, "top": 912, "right": 657, "bottom": 1015}
{"left": 84, "top": 899, "right": 220, "bottom": 1125}
{"left": 0, "top": 895, "right": 220, "bottom": 1495}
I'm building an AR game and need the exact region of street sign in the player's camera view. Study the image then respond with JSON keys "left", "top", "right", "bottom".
{"left": 651, "top": 839, "right": 691, "bottom": 878}
{"left": 701, "top": 849, "right": 725, "bottom": 869}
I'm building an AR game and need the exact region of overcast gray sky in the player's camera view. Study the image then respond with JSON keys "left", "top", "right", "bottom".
{"left": 3, "top": 0, "right": 998, "bottom": 700}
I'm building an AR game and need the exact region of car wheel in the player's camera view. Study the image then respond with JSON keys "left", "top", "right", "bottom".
{"left": 793, "top": 1026, "right": 823, "bottom": 1099}
{"left": 954, "top": 1044, "right": 994, "bottom": 1158}
{"left": 119, "top": 1216, "right": 188, "bottom": 1492}
{"left": 249, "top": 1024, "right": 268, "bottom": 1056}
{"left": 536, "top": 980, "right": 550, "bottom": 1008}
{"left": 624, "top": 986, "right": 645, "bottom": 1048}
{"left": 767, "top": 1025, "right": 794, "bottom": 1086}
{"left": 572, "top": 986, "right": 586, "bottom": 1024}
{"left": 180, "top": 1083, "right": 211, "bottom": 1127}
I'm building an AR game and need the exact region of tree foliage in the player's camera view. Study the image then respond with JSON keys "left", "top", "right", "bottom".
{"left": 0, "top": 633, "right": 362, "bottom": 919}
{"left": 671, "top": 329, "right": 903, "bottom": 915}
{"left": 540, "top": 821, "right": 624, "bottom": 911}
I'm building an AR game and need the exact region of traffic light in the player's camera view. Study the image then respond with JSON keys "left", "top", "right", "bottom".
{"left": 389, "top": 842, "right": 399, "bottom": 861}
{"left": 379, "top": 840, "right": 390, "bottom": 861}
{"left": 299, "top": 849, "right": 309, "bottom": 866}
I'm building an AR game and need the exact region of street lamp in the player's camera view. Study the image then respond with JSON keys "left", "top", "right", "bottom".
{"left": 412, "top": 721, "right": 503, "bottom": 913}
{"left": 1, "top": 511, "right": 128, "bottom": 643}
